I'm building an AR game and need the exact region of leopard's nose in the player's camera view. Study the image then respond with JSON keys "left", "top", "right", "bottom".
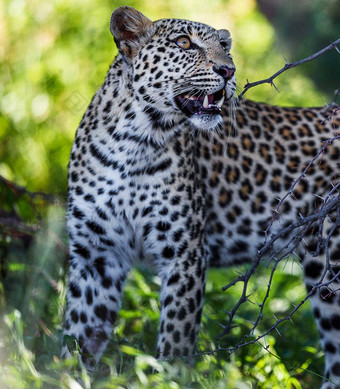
{"left": 213, "top": 65, "right": 235, "bottom": 81}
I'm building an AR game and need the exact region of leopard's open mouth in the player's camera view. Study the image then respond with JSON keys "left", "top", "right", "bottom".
{"left": 175, "top": 88, "right": 225, "bottom": 117}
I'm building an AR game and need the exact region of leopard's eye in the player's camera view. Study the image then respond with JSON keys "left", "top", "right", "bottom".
{"left": 176, "top": 36, "right": 191, "bottom": 50}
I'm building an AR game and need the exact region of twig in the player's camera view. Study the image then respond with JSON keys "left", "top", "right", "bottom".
{"left": 198, "top": 200, "right": 340, "bottom": 359}
{"left": 238, "top": 38, "right": 340, "bottom": 98}
{"left": 0, "top": 215, "right": 40, "bottom": 236}
{"left": 218, "top": 195, "right": 340, "bottom": 338}
{"left": 264, "top": 135, "right": 340, "bottom": 243}
{"left": 0, "top": 174, "right": 59, "bottom": 203}
{"left": 215, "top": 124, "right": 340, "bottom": 349}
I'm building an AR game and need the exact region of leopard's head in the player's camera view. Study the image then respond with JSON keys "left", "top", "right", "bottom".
{"left": 111, "top": 6, "right": 236, "bottom": 131}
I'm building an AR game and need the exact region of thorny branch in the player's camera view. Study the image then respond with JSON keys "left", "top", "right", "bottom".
{"left": 193, "top": 196, "right": 340, "bottom": 367}
{"left": 217, "top": 195, "right": 340, "bottom": 339}
{"left": 213, "top": 133, "right": 340, "bottom": 357}
{"left": 0, "top": 174, "right": 63, "bottom": 240}
{"left": 238, "top": 38, "right": 340, "bottom": 98}
{"left": 0, "top": 174, "right": 59, "bottom": 203}
{"left": 263, "top": 135, "right": 340, "bottom": 243}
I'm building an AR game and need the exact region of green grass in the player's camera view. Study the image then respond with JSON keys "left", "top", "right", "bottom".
{"left": 0, "top": 202, "right": 325, "bottom": 389}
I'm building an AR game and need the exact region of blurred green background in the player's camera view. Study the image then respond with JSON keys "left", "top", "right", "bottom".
{"left": 1, "top": 0, "right": 339, "bottom": 194}
{"left": 0, "top": 0, "right": 339, "bottom": 387}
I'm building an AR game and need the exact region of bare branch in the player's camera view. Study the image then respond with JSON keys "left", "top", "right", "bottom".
{"left": 218, "top": 195, "right": 340, "bottom": 338}
{"left": 238, "top": 38, "right": 340, "bottom": 98}
{"left": 264, "top": 135, "right": 340, "bottom": 243}
{"left": 192, "top": 198, "right": 340, "bottom": 364}
{"left": 0, "top": 174, "right": 60, "bottom": 203}
{"left": 204, "top": 115, "right": 340, "bottom": 365}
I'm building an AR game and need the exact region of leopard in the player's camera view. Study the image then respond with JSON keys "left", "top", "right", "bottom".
{"left": 61, "top": 6, "right": 340, "bottom": 388}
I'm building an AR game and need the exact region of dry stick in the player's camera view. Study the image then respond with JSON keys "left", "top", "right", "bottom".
{"left": 218, "top": 195, "right": 340, "bottom": 340}
{"left": 238, "top": 38, "right": 340, "bottom": 99}
{"left": 198, "top": 268, "right": 339, "bottom": 358}
{"left": 196, "top": 201, "right": 340, "bottom": 362}
{"left": 315, "top": 182, "right": 340, "bottom": 256}
{"left": 217, "top": 131, "right": 340, "bottom": 342}
{"left": 0, "top": 174, "right": 59, "bottom": 203}
{"left": 221, "top": 135, "right": 340, "bottom": 297}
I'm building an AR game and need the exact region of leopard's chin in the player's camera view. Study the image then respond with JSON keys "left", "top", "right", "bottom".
{"left": 187, "top": 110, "right": 224, "bottom": 131}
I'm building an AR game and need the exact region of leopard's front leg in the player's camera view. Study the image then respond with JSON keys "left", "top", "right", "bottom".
{"left": 156, "top": 241, "right": 207, "bottom": 359}
{"left": 61, "top": 194, "right": 134, "bottom": 369}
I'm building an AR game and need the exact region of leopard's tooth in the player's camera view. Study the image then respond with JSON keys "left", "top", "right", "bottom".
{"left": 216, "top": 95, "right": 225, "bottom": 108}
{"left": 203, "top": 95, "right": 209, "bottom": 108}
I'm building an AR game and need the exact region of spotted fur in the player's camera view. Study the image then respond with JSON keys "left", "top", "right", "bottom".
{"left": 62, "top": 7, "right": 340, "bottom": 388}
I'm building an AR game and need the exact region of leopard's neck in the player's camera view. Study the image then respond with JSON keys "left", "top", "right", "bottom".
{"left": 74, "top": 57, "right": 198, "bottom": 181}
{"left": 88, "top": 56, "right": 188, "bottom": 157}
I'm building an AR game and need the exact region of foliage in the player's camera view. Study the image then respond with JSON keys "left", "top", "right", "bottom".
{"left": 0, "top": 0, "right": 329, "bottom": 193}
{"left": 0, "top": 0, "right": 336, "bottom": 388}
{"left": 257, "top": 0, "right": 340, "bottom": 94}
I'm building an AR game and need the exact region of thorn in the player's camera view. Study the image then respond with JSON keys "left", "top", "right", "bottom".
{"left": 301, "top": 239, "right": 308, "bottom": 247}
{"left": 292, "top": 251, "right": 302, "bottom": 261}
{"left": 271, "top": 81, "right": 280, "bottom": 93}
{"left": 315, "top": 194, "right": 325, "bottom": 200}
{"left": 282, "top": 56, "right": 289, "bottom": 64}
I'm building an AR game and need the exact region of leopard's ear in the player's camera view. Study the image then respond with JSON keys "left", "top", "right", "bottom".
{"left": 110, "top": 6, "right": 153, "bottom": 60}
